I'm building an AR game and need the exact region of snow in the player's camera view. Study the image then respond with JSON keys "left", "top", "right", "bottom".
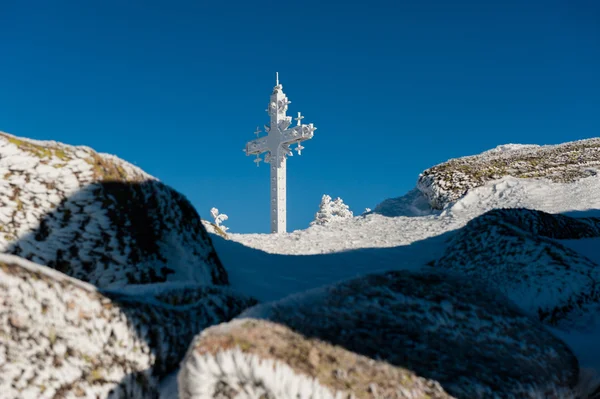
{"left": 178, "top": 346, "right": 341, "bottom": 399}
{"left": 163, "top": 173, "right": 600, "bottom": 399}
{"left": 1, "top": 130, "right": 598, "bottom": 397}
{"left": 481, "top": 143, "right": 541, "bottom": 155}
{"left": 226, "top": 175, "right": 600, "bottom": 257}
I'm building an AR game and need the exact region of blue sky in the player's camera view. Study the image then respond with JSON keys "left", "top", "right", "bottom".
{"left": 1, "top": 0, "right": 599, "bottom": 233}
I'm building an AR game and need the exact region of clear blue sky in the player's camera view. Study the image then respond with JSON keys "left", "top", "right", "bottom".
{"left": 1, "top": 0, "right": 598, "bottom": 233}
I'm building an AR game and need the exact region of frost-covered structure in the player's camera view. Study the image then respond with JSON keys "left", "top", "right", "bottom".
{"left": 244, "top": 73, "right": 317, "bottom": 233}
{"left": 0, "top": 255, "right": 256, "bottom": 398}
{"left": 311, "top": 194, "right": 353, "bottom": 226}
{"left": 209, "top": 207, "right": 229, "bottom": 233}
{"left": 418, "top": 138, "right": 600, "bottom": 209}
{"left": 0, "top": 132, "right": 227, "bottom": 287}
{"left": 178, "top": 318, "right": 454, "bottom": 399}
{"left": 181, "top": 270, "right": 579, "bottom": 398}
{"left": 435, "top": 208, "right": 600, "bottom": 329}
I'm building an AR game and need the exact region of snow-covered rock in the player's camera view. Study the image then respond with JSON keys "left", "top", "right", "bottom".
{"left": 0, "top": 132, "right": 227, "bottom": 287}
{"left": 435, "top": 208, "right": 600, "bottom": 329}
{"left": 372, "top": 187, "right": 434, "bottom": 217}
{"left": 418, "top": 138, "right": 600, "bottom": 209}
{"left": 0, "top": 254, "right": 256, "bottom": 399}
{"left": 178, "top": 318, "right": 455, "bottom": 399}
{"left": 182, "top": 269, "right": 579, "bottom": 398}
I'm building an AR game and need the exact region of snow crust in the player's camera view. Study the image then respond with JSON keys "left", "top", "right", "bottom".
{"left": 228, "top": 175, "right": 600, "bottom": 256}
{"left": 0, "top": 255, "right": 256, "bottom": 398}
{"left": 418, "top": 137, "right": 600, "bottom": 209}
{"left": 205, "top": 173, "right": 600, "bottom": 399}
{"left": 182, "top": 271, "right": 579, "bottom": 398}
{"left": 178, "top": 318, "right": 454, "bottom": 399}
{"left": 179, "top": 346, "right": 340, "bottom": 399}
{"left": 0, "top": 131, "right": 227, "bottom": 287}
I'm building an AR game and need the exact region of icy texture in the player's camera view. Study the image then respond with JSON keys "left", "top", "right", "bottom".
{"left": 0, "top": 131, "right": 227, "bottom": 287}
{"left": 178, "top": 319, "right": 454, "bottom": 399}
{"left": 310, "top": 195, "right": 353, "bottom": 226}
{"left": 372, "top": 187, "right": 434, "bottom": 217}
{"left": 434, "top": 208, "right": 600, "bottom": 329}
{"left": 418, "top": 138, "right": 600, "bottom": 209}
{"left": 0, "top": 254, "right": 256, "bottom": 398}
{"left": 237, "top": 270, "right": 579, "bottom": 398}
{"left": 231, "top": 175, "right": 600, "bottom": 256}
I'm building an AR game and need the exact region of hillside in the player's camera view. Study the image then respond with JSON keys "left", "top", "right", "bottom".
{"left": 189, "top": 139, "right": 600, "bottom": 399}
{"left": 417, "top": 138, "right": 600, "bottom": 209}
{"left": 2, "top": 132, "right": 600, "bottom": 399}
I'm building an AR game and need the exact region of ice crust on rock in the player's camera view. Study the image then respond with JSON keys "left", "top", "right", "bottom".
{"left": 435, "top": 208, "right": 600, "bottom": 329}
{"left": 0, "top": 131, "right": 227, "bottom": 287}
{"left": 0, "top": 254, "right": 256, "bottom": 398}
{"left": 182, "top": 270, "right": 579, "bottom": 399}
{"left": 417, "top": 138, "right": 600, "bottom": 209}
{"left": 178, "top": 318, "right": 455, "bottom": 399}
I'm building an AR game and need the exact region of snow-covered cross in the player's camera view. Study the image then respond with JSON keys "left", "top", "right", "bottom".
{"left": 244, "top": 73, "right": 317, "bottom": 233}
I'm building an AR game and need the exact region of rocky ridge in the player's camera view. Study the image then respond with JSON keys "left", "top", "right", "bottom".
{"left": 417, "top": 138, "right": 600, "bottom": 209}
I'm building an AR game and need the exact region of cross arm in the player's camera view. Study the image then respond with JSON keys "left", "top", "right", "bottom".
{"left": 281, "top": 124, "right": 317, "bottom": 145}
{"left": 244, "top": 136, "right": 269, "bottom": 155}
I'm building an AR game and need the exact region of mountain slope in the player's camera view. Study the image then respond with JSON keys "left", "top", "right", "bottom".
{"left": 0, "top": 132, "right": 227, "bottom": 287}
{"left": 417, "top": 138, "right": 600, "bottom": 209}
{"left": 434, "top": 208, "right": 600, "bottom": 329}
{"left": 203, "top": 140, "right": 600, "bottom": 399}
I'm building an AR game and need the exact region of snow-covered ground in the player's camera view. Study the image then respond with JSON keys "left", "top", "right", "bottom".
{"left": 227, "top": 175, "right": 600, "bottom": 256}
{"left": 160, "top": 174, "right": 600, "bottom": 398}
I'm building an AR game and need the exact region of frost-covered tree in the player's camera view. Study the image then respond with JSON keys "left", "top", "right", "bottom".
{"left": 311, "top": 195, "right": 353, "bottom": 226}
{"left": 210, "top": 207, "right": 229, "bottom": 233}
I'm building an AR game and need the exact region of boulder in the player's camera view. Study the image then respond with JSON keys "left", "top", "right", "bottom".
{"left": 180, "top": 270, "right": 579, "bottom": 398}
{"left": 435, "top": 208, "right": 600, "bottom": 328}
{"left": 417, "top": 138, "right": 600, "bottom": 209}
{"left": 0, "top": 132, "right": 227, "bottom": 287}
{"left": 0, "top": 255, "right": 256, "bottom": 398}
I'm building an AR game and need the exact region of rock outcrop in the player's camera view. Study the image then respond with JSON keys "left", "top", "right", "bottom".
{"left": 435, "top": 208, "right": 600, "bottom": 329}
{"left": 0, "top": 132, "right": 227, "bottom": 287}
{"left": 180, "top": 270, "right": 580, "bottom": 398}
{"left": 179, "top": 319, "right": 454, "bottom": 399}
{"left": 0, "top": 255, "right": 256, "bottom": 399}
{"left": 417, "top": 139, "right": 600, "bottom": 209}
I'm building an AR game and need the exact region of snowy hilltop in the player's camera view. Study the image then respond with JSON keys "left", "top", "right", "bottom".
{"left": 2, "top": 131, "right": 600, "bottom": 399}
{"left": 201, "top": 137, "right": 600, "bottom": 399}
{"left": 417, "top": 138, "right": 600, "bottom": 209}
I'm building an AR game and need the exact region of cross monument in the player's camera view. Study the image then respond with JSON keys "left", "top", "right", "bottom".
{"left": 244, "top": 73, "right": 317, "bottom": 233}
